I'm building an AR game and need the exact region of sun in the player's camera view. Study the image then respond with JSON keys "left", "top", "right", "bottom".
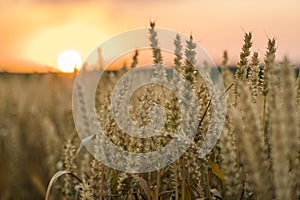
{"left": 57, "top": 50, "right": 82, "bottom": 73}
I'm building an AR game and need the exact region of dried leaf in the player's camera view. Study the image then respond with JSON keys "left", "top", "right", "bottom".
{"left": 209, "top": 159, "right": 225, "bottom": 181}
{"left": 30, "top": 172, "right": 46, "bottom": 196}
{"left": 45, "top": 170, "right": 82, "bottom": 200}
{"left": 132, "top": 175, "right": 150, "bottom": 200}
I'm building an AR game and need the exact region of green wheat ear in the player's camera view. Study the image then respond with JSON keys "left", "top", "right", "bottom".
{"left": 183, "top": 34, "right": 197, "bottom": 88}
{"left": 262, "top": 38, "right": 277, "bottom": 162}
{"left": 221, "top": 50, "right": 233, "bottom": 88}
{"left": 248, "top": 51, "right": 260, "bottom": 103}
{"left": 79, "top": 179, "right": 93, "bottom": 200}
{"left": 63, "top": 140, "right": 78, "bottom": 200}
{"left": 233, "top": 32, "right": 252, "bottom": 104}
{"left": 220, "top": 105, "right": 241, "bottom": 199}
{"left": 149, "top": 21, "right": 163, "bottom": 65}
{"left": 260, "top": 38, "right": 277, "bottom": 97}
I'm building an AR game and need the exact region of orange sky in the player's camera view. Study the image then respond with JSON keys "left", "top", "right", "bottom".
{"left": 0, "top": 0, "right": 300, "bottom": 72}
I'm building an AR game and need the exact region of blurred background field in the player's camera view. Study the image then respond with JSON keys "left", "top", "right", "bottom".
{"left": 1, "top": 1, "right": 300, "bottom": 199}
{"left": 0, "top": 73, "right": 75, "bottom": 199}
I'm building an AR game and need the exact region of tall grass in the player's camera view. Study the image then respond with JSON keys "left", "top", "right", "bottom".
{"left": 0, "top": 22, "right": 299, "bottom": 200}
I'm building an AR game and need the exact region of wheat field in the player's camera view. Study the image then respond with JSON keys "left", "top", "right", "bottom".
{"left": 0, "top": 23, "right": 299, "bottom": 200}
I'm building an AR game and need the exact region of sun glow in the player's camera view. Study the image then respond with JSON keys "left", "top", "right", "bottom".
{"left": 22, "top": 23, "right": 109, "bottom": 72}
{"left": 57, "top": 50, "right": 82, "bottom": 73}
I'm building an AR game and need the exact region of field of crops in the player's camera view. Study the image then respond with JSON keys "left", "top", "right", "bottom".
{"left": 0, "top": 24, "right": 299, "bottom": 200}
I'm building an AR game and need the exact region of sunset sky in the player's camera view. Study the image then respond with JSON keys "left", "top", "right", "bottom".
{"left": 0, "top": 0, "right": 299, "bottom": 72}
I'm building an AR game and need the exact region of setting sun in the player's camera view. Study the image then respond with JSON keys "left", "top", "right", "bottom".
{"left": 57, "top": 50, "right": 82, "bottom": 73}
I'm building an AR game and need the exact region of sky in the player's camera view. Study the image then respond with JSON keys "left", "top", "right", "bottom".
{"left": 0, "top": 0, "right": 299, "bottom": 72}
